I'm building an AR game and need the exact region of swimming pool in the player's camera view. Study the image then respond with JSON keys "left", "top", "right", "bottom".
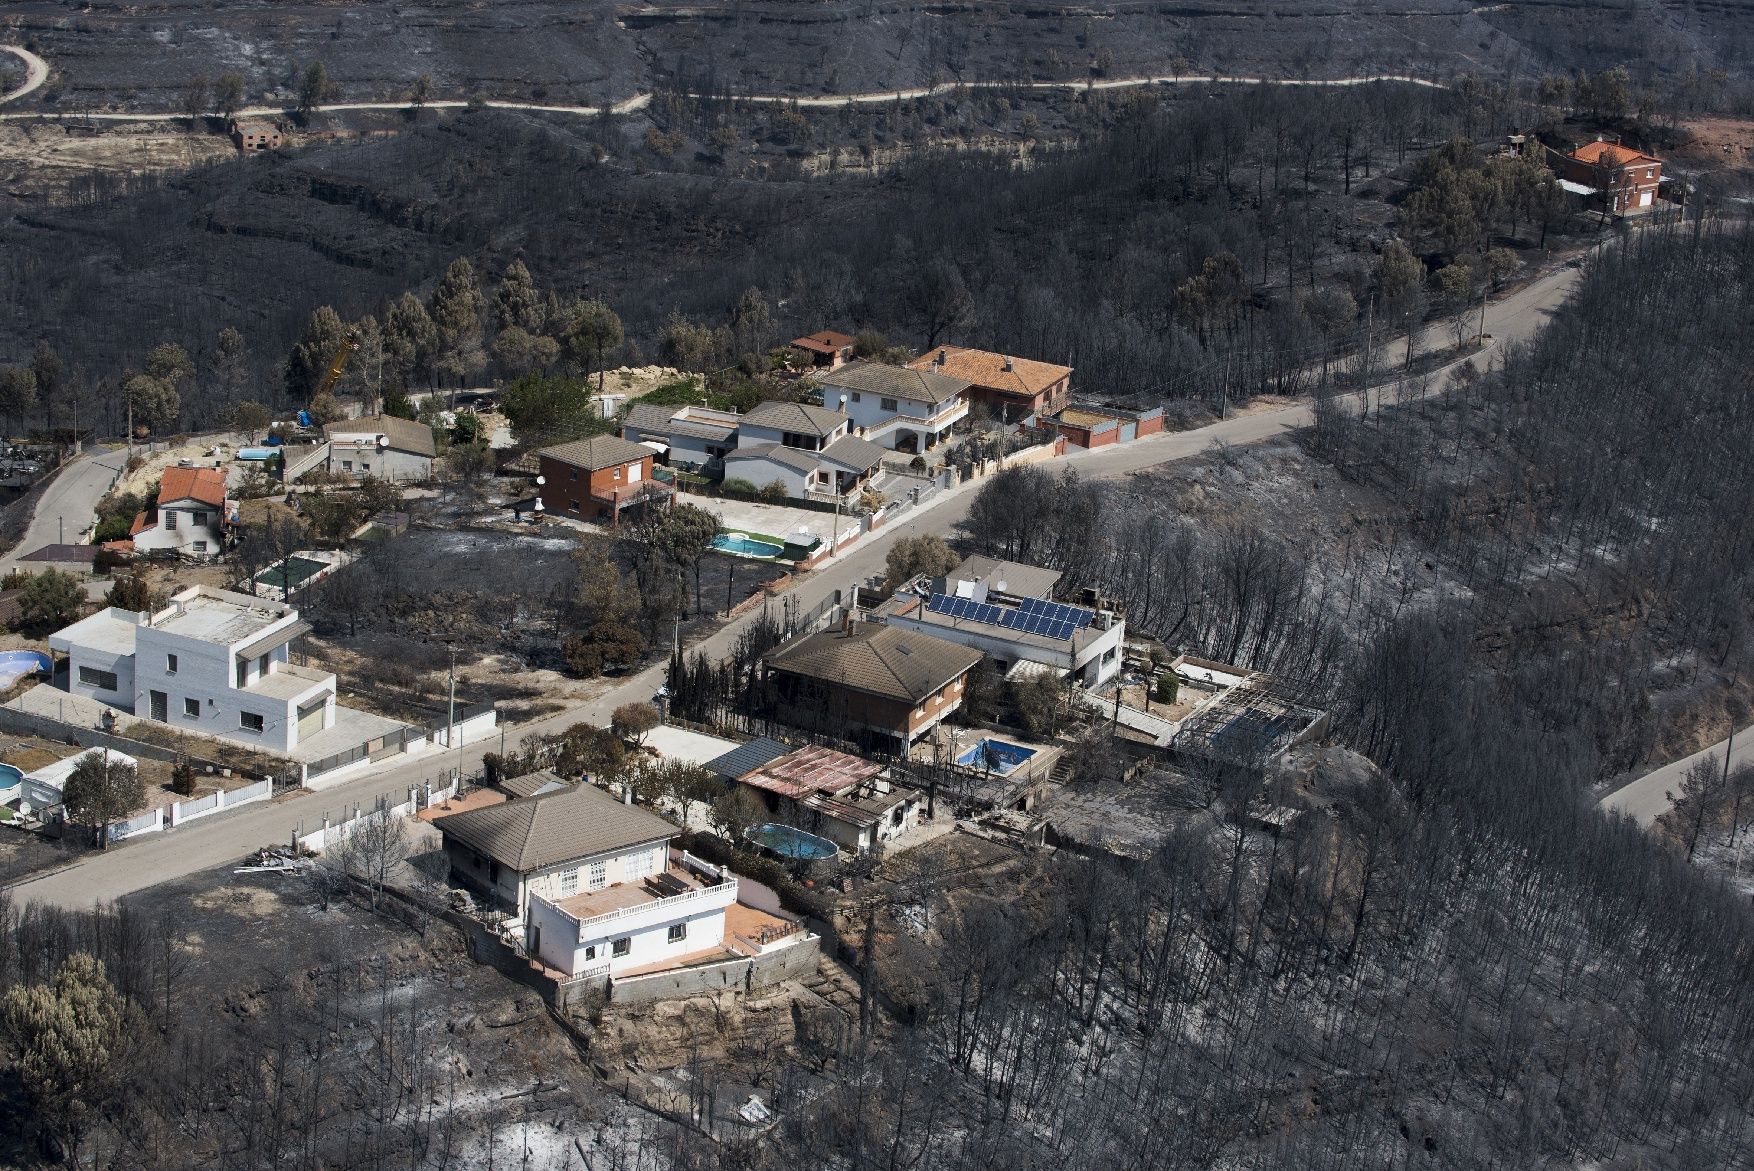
{"left": 955, "top": 738, "right": 1038, "bottom": 776}
{"left": 0, "top": 763, "right": 22, "bottom": 801}
{"left": 747, "top": 822, "right": 840, "bottom": 861}
{"left": 254, "top": 555, "right": 329, "bottom": 591}
{"left": 0, "top": 650, "right": 51, "bottom": 691}
{"left": 713, "top": 532, "right": 785, "bottom": 559}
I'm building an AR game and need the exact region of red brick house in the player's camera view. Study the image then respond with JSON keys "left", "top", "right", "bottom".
{"left": 536, "top": 436, "right": 672, "bottom": 527}
{"left": 906, "top": 346, "right": 1073, "bottom": 421}
{"left": 1551, "top": 137, "right": 1663, "bottom": 217}
{"left": 229, "top": 119, "right": 283, "bottom": 152}
{"left": 790, "top": 330, "right": 857, "bottom": 370}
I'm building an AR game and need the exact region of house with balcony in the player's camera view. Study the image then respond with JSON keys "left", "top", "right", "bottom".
{"left": 907, "top": 347, "right": 1073, "bottom": 422}
{"left": 48, "top": 586, "right": 337, "bottom": 754}
{"left": 323, "top": 414, "right": 436, "bottom": 482}
{"left": 620, "top": 403, "right": 741, "bottom": 472}
{"left": 762, "top": 620, "right": 983, "bottom": 752}
{"left": 536, "top": 435, "right": 673, "bottom": 527}
{"left": 721, "top": 399, "right": 884, "bottom": 500}
{"left": 814, "top": 361, "right": 972, "bottom": 453}
{"left": 1549, "top": 136, "right": 1664, "bottom": 217}
{"left": 876, "top": 556, "right": 1125, "bottom": 687}
{"left": 131, "top": 466, "right": 232, "bottom": 558}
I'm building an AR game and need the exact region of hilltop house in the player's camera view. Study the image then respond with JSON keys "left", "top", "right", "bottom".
{"left": 48, "top": 586, "right": 337, "bottom": 754}
{"left": 1550, "top": 137, "right": 1664, "bottom": 217}
{"left": 734, "top": 744, "right": 923, "bottom": 854}
{"left": 131, "top": 466, "right": 231, "bottom": 558}
{"left": 323, "top": 414, "right": 435, "bottom": 481}
{"left": 877, "top": 556, "right": 1125, "bottom": 686}
{"left": 536, "top": 435, "right": 672, "bottom": 527}
{"left": 762, "top": 621, "right": 983, "bottom": 751}
{"left": 814, "top": 361, "right": 972, "bottom": 453}
{"left": 907, "top": 347, "right": 1073, "bottom": 421}
{"left": 789, "top": 330, "right": 856, "bottom": 370}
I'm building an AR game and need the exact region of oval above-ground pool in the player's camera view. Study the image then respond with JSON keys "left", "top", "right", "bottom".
{"left": 746, "top": 822, "right": 840, "bottom": 861}
{"left": 0, "top": 650, "right": 52, "bottom": 692}
{"left": 0, "top": 762, "right": 23, "bottom": 803}
{"left": 712, "top": 531, "right": 785, "bottom": 559}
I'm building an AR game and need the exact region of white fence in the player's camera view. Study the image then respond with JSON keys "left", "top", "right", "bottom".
{"left": 294, "top": 779, "right": 460, "bottom": 855}
{"left": 106, "top": 778, "right": 277, "bottom": 843}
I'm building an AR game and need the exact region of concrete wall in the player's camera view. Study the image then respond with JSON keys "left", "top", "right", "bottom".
{"left": 133, "top": 503, "right": 224, "bottom": 555}
{"left": 68, "top": 644, "right": 135, "bottom": 709}
{"left": 608, "top": 934, "right": 822, "bottom": 1004}
{"left": 579, "top": 903, "right": 728, "bottom": 975}
{"left": 327, "top": 440, "right": 431, "bottom": 482}
{"left": 134, "top": 626, "right": 332, "bottom": 755}
{"left": 722, "top": 454, "right": 814, "bottom": 497}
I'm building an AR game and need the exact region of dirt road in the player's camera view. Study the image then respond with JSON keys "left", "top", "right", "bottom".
{"left": 0, "top": 46, "right": 49, "bottom": 105}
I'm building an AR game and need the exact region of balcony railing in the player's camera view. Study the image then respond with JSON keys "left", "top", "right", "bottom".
{"left": 573, "top": 876, "right": 739, "bottom": 933}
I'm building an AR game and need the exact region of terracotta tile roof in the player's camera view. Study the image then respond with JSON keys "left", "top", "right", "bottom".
{"left": 433, "top": 781, "right": 676, "bottom": 872}
{"left": 764, "top": 622, "right": 982, "bottom": 704}
{"left": 791, "top": 330, "right": 855, "bottom": 354}
{"left": 129, "top": 511, "right": 150, "bottom": 537}
{"left": 539, "top": 434, "right": 653, "bottom": 472}
{"left": 817, "top": 360, "right": 971, "bottom": 406}
{"left": 907, "top": 347, "right": 1072, "bottom": 398}
{"left": 158, "top": 466, "right": 226, "bottom": 508}
{"left": 1571, "top": 140, "right": 1660, "bottom": 168}
{"left": 325, "top": 414, "right": 437, "bottom": 458}
{"left": 742, "top": 400, "right": 848, "bottom": 438}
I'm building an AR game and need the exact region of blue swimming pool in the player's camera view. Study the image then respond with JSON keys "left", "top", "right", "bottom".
{"left": 956, "top": 738, "right": 1037, "bottom": 776}
{"left": 0, "top": 763, "right": 22, "bottom": 800}
{"left": 747, "top": 822, "right": 840, "bottom": 860}
{"left": 0, "top": 651, "right": 51, "bottom": 691}
{"left": 713, "top": 532, "right": 785, "bottom": 559}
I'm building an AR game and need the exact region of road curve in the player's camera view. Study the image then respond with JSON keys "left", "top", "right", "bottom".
{"left": 0, "top": 57, "right": 1439, "bottom": 123}
{"left": 0, "top": 45, "right": 49, "bottom": 104}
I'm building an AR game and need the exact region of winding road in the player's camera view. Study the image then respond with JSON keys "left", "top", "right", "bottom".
{"left": 4, "top": 256, "right": 1586, "bottom": 911}
{"left": 0, "top": 47, "right": 1441, "bottom": 123}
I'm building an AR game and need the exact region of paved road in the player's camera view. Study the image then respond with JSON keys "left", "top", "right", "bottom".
{"left": 0, "top": 46, "right": 48, "bottom": 105}
{"left": 3, "top": 258, "right": 1586, "bottom": 909}
{"left": 0, "top": 447, "right": 131, "bottom": 577}
{"left": 1601, "top": 726, "right": 1754, "bottom": 827}
{"left": 0, "top": 53, "right": 1441, "bottom": 123}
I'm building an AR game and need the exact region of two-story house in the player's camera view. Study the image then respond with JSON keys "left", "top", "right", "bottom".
{"left": 130, "top": 466, "right": 230, "bottom": 558}
{"left": 536, "top": 435, "right": 673, "bottom": 527}
{"left": 1551, "top": 137, "right": 1664, "bottom": 217}
{"left": 789, "top": 330, "right": 856, "bottom": 370}
{"left": 723, "top": 400, "right": 884, "bottom": 498}
{"left": 620, "top": 403, "right": 740, "bottom": 472}
{"left": 762, "top": 620, "right": 983, "bottom": 752}
{"left": 323, "top": 414, "right": 436, "bottom": 482}
{"left": 49, "top": 586, "right": 337, "bottom": 754}
{"left": 907, "top": 347, "right": 1073, "bottom": 421}
{"left": 814, "top": 361, "right": 972, "bottom": 454}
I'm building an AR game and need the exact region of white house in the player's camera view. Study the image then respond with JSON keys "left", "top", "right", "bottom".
{"left": 131, "top": 466, "right": 231, "bottom": 557}
{"left": 323, "top": 414, "right": 435, "bottom": 481}
{"left": 49, "top": 586, "right": 337, "bottom": 754}
{"left": 621, "top": 403, "right": 740, "bottom": 471}
{"left": 735, "top": 400, "right": 850, "bottom": 452}
{"left": 814, "top": 361, "right": 971, "bottom": 453}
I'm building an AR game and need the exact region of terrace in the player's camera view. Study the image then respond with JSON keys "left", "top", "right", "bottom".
{"left": 552, "top": 857, "right": 737, "bottom": 934}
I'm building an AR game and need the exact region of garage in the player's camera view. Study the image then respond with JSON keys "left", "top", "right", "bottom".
{"left": 297, "top": 699, "right": 327, "bottom": 740}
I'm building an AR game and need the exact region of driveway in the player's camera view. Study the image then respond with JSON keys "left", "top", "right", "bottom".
{"left": 686, "top": 492, "right": 850, "bottom": 547}
{"left": 0, "top": 46, "right": 49, "bottom": 105}
{"left": 4, "top": 258, "right": 1589, "bottom": 910}
{"left": 0, "top": 446, "right": 131, "bottom": 575}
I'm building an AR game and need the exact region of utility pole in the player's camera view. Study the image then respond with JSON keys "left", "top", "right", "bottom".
{"left": 1477, "top": 284, "right": 1489, "bottom": 346}
{"left": 445, "top": 641, "right": 457, "bottom": 762}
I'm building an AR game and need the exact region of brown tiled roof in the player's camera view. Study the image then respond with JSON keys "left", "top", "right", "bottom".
{"left": 433, "top": 781, "right": 675, "bottom": 872}
{"left": 158, "top": 466, "right": 226, "bottom": 507}
{"left": 792, "top": 330, "right": 855, "bottom": 354}
{"left": 764, "top": 622, "right": 982, "bottom": 704}
{"left": 906, "top": 347, "right": 1072, "bottom": 398}
{"left": 325, "top": 414, "right": 437, "bottom": 458}
{"left": 538, "top": 434, "right": 653, "bottom": 472}
{"left": 742, "top": 400, "right": 848, "bottom": 437}
{"left": 817, "top": 361, "right": 971, "bottom": 406}
{"left": 1571, "top": 140, "right": 1660, "bottom": 168}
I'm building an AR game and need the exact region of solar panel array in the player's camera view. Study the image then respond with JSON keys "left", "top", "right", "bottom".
{"left": 1015, "top": 595, "right": 1096, "bottom": 629}
{"left": 926, "top": 593, "right": 1083, "bottom": 642}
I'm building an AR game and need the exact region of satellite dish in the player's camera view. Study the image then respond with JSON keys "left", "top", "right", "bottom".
{"left": 376, "top": 434, "right": 390, "bottom": 450}
{"left": 535, "top": 475, "right": 546, "bottom": 487}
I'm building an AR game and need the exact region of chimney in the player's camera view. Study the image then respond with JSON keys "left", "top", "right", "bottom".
{"left": 1002, "top": 356, "right": 1014, "bottom": 373}
{"left": 935, "top": 348, "right": 947, "bottom": 367}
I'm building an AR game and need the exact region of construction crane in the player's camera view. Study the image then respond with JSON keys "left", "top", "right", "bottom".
{"left": 294, "top": 330, "right": 360, "bottom": 429}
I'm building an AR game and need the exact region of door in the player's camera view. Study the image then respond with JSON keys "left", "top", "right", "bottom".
{"left": 626, "top": 462, "right": 641, "bottom": 484}
{"left": 297, "top": 700, "right": 326, "bottom": 740}
{"left": 149, "top": 690, "right": 167, "bottom": 721}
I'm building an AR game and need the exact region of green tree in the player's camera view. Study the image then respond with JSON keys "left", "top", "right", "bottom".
{"left": 1434, "top": 261, "right": 1477, "bottom": 351}
{"left": 494, "top": 258, "right": 546, "bottom": 333}
{"left": 884, "top": 534, "right": 961, "bottom": 589}
{"left": 105, "top": 574, "right": 156, "bottom": 612}
{"left": 285, "top": 305, "right": 348, "bottom": 405}
{"left": 296, "top": 61, "right": 334, "bottom": 121}
{"left": 382, "top": 292, "right": 439, "bottom": 391}
{"left": 500, "top": 373, "right": 602, "bottom": 446}
{"left": 611, "top": 701, "right": 661, "bottom": 746}
{"left": 228, "top": 399, "right": 272, "bottom": 437}
{"left": 561, "top": 299, "right": 624, "bottom": 391}
{"left": 0, "top": 953, "right": 136, "bottom": 1166}
{"left": 1374, "top": 240, "right": 1424, "bottom": 304}
{"left": 657, "top": 313, "right": 725, "bottom": 372}
{"left": 61, "top": 751, "right": 144, "bottom": 849}
{"left": 633, "top": 502, "right": 720, "bottom": 613}
{"left": 1010, "top": 673, "right": 1070, "bottom": 738}
{"left": 212, "top": 72, "right": 245, "bottom": 120}
{"left": 490, "top": 326, "right": 560, "bottom": 378}
{"left": 181, "top": 74, "right": 209, "bottom": 129}
{"left": 428, "top": 257, "right": 486, "bottom": 387}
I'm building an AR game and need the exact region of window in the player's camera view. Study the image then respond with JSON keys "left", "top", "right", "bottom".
{"left": 559, "top": 868, "right": 579, "bottom": 897}
{"left": 183, "top": 697, "right": 199, "bottom": 718}
{"left": 612, "top": 937, "right": 631, "bottom": 957}
{"left": 342, "top": 460, "right": 353, "bottom": 472}
{"left": 166, "top": 653, "right": 178, "bottom": 675}
{"left": 587, "top": 860, "right": 607, "bottom": 889}
{"left": 240, "top": 712, "right": 264, "bottom": 733}
{"left": 583, "top": 944, "right": 596, "bottom": 961}
{"left": 667, "top": 922, "right": 687, "bottom": 944}
{"left": 613, "top": 467, "right": 622, "bottom": 481}
{"left": 892, "top": 806, "right": 905, "bottom": 825}
{"left": 236, "top": 659, "right": 249, "bottom": 688}
{"left": 880, "top": 397, "right": 898, "bottom": 412}
{"left": 78, "top": 666, "right": 118, "bottom": 691}
{"left": 163, "top": 511, "right": 178, "bottom": 531}
{"left": 362, "top": 462, "right": 371, "bottom": 472}
{"left": 850, "top": 392, "right": 861, "bottom": 403}
{"left": 193, "top": 541, "right": 208, "bottom": 553}
{"left": 192, "top": 512, "right": 208, "bottom": 527}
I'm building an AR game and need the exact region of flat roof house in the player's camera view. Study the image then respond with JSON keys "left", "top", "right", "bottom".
{"left": 131, "top": 466, "right": 231, "bottom": 558}
{"left": 790, "top": 330, "right": 856, "bottom": 370}
{"left": 907, "top": 347, "right": 1073, "bottom": 421}
{"left": 536, "top": 435, "right": 673, "bottom": 527}
{"left": 762, "top": 621, "right": 983, "bottom": 751}
{"left": 815, "top": 361, "right": 972, "bottom": 454}
{"left": 324, "top": 414, "right": 436, "bottom": 482}
{"left": 736, "top": 744, "right": 923, "bottom": 854}
{"left": 878, "top": 556, "right": 1125, "bottom": 687}
{"left": 48, "top": 586, "right": 337, "bottom": 754}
